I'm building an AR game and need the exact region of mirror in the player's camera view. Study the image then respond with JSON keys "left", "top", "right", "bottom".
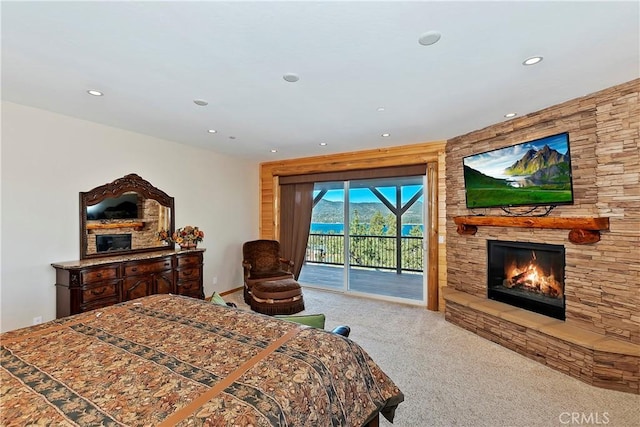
{"left": 80, "top": 174, "right": 175, "bottom": 259}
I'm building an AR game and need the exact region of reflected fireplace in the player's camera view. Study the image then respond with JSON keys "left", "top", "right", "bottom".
{"left": 96, "top": 234, "right": 132, "bottom": 253}
{"left": 487, "top": 240, "right": 565, "bottom": 320}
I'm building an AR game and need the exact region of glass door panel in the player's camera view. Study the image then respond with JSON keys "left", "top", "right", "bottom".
{"left": 347, "top": 183, "right": 395, "bottom": 295}
{"left": 299, "top": 177, "right": 425, "bottom": 303}
{"left": 299, "top": 183, "right": 345, "bottom": 291}
{"left": 400, "top": 184, "right": 424, "bottom": 301}
{"left": 347, "top": 178, "right": 424, "bottom": 302}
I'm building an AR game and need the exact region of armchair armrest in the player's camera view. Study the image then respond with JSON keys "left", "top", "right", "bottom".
{"left": 279, "top": 258, "right": 294, "bottom": 273}
{"left": 242, "top": 260, "right": 252, "bottom": 279}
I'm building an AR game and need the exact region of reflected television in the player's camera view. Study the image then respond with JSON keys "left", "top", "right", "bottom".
{"left": 86, "top": 193, "right": 140, "bottom": 220}
{"left": 463, "top": 133, "right": 574, "bottom": 209}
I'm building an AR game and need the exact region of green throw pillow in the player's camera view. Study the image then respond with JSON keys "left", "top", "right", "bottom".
{"left": 208, "top": 292, "right": 228, "bottom": 306}
{"left": 275, "top": 314, "right": 326, "bottom": 329}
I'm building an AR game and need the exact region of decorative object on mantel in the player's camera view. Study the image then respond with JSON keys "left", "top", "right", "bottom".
{"left": 453, "top": 216, "right": 610, "bottom": 244}
{"left": 159, "top": 225, "right": 204, "bottom": 250}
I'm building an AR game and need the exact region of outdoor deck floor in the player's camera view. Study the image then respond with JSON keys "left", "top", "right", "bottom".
{"left": 298, "top": 262, "right": 423, "bottom": 301}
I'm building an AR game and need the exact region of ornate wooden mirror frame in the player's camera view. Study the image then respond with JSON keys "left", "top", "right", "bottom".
{"left": 80, "top": 174, "right": 175, "bottom": 259}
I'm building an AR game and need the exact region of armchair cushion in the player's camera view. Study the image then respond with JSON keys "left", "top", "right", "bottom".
{"left": 244, "top": 271, "right": 293, "bottom": 286}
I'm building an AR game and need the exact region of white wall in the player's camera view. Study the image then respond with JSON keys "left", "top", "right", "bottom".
{"left": 0, "top": 101, "right": 260, "bottom": 332}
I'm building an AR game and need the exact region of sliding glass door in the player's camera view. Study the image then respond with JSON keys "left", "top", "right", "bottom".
{"left": 302, "top": 184, "right": 345, "bottom": 290}
{"left": 299, "top": 176, "right": 425, "bottom": 303}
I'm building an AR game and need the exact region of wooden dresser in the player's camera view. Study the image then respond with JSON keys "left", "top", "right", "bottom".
{"left": 52, "top": 249, "right": 205, "bottom": 318}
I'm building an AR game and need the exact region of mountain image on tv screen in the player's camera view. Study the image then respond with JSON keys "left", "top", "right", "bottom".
{"left": 463, "top": 133, "right": 574, "bottom": 209}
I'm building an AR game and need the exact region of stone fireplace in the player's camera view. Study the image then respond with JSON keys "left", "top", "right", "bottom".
{"left": 443, "top": 79, "right": 639, "bottom": 394}
{"left": 487, "top": 240, "right": 565, "bottom": 320}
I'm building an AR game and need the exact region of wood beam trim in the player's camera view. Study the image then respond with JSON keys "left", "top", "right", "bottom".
{"left": 260, "top": 141, "right": 446, "bottom": 311}
{"left": 453, "top": 216, "right": 610, "bottom": 244}
{"left": 86, "top": 221, "right": 145, "bottom": 231}
{"left": 262, "top": 142, "right": 446, "bottom": 177}
{"left": 427, "top": 163, "right": 439, "bottom": 311}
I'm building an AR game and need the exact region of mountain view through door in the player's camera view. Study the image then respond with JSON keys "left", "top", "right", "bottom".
{"left": 299, "top": 176, "right": 425, "bottom": 302}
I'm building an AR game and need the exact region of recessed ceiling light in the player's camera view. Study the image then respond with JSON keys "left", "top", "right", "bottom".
{"left": 207, "top": 129, "right": 217, "bottom": 133}
{"left": 522, "top": 56, "right": 543, "bottom": 66}
{"left": 270, "top": 149, "right": 278, "bottom": 153}
{"left": 87, "top": 90, "right": 103, "bottom": 96}
{"left": 418, "top": 30, "right": 441, "bottom": 46}
{"left": 377, "top": 107, "right": 385, "bottom": 112}
{"left": 194, "top": 99, "right": 208, "bottom": 106}
{"left": 504, "top": 112, "right": 517, "bottom": 118}
{"left": 319, "top": 142, "right": 327, "bottom": 146}
{"left": 381, "top": 133, "right": 391, "bottom": 137}
{"left": 283, "top": 73, "right": 300, "bottom": 83}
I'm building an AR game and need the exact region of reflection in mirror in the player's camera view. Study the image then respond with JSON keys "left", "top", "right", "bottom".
{"left": 87, "top": 193, "right": 140, "bottom": 220}
{"left": 85, "top": 198, "right": 172, "bottom": 256}
{"left": 80, "top": 174, "right": 174, "bottom": 259}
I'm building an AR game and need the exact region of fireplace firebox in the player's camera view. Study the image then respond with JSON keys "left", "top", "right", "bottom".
{"left": 487, "top": 240, "right": 565, "bottom": 320}
{"left": 96, "top": 234, "right": 132, "bottom": 253}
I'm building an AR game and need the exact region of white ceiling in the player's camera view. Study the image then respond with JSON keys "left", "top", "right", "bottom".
{"left": 2, "top": 1, "right": 639, "bottom": 162}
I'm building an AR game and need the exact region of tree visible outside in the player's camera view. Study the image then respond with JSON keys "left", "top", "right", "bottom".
{"left": 307, "top": 186, "right": 424, "bottom": 272}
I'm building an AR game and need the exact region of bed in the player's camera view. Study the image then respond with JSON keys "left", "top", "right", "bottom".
{"left": 1, "top": 294, "right": 403, "bottom": 426}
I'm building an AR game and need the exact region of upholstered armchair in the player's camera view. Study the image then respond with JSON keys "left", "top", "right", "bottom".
{"left": 242, "top": 239, "right": 294, "bottom": 303}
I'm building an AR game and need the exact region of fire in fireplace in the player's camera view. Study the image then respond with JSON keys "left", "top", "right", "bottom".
{"left": 487, "top": 240, "right": 565, "bottom": 320}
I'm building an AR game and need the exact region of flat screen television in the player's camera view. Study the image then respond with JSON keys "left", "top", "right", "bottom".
{"left": 463, "top": 132, "right": 574, "bottom": 209}
{"left": 86, "top": 193, "right": 141, "bottom": 220}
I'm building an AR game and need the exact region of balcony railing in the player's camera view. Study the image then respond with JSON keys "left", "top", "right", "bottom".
{"left": 305, "top": 233, "right": 423, "bottom": 272}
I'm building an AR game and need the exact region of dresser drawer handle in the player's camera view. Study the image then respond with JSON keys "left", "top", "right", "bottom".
{"left": 164, "top": 262, "right": 170, "bottom": 267}
{"left": 91, "top": 287, "right": 107, "bottom": 296}
{"left": 131, "top": 268, "right": 138, "bottom": 272}
{"left": 96, "top": 273, "right": 102, "bottom": 278}
{"left": 183, "top": 271, "right": 192, "bottom": 276}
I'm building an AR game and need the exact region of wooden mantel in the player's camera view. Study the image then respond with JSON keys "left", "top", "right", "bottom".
{"left": 86, "top": 221, "right": 145, "bottom": 231}
{"left": 453, "top": 216, "right": 609, "bottom": 244}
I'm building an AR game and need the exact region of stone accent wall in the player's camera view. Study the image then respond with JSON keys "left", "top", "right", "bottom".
{"left": 446, "top": 79, "right": 639, "bottom": 344}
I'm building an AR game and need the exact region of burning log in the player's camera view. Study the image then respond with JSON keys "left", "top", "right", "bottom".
{"left": 511, "top": 271, "right": 527, "bottom": 285}
{"left": 540, "top": 275, "right": 563, "bottom": 297}
{"left": 502, "top": 262, "right": 563, "bottom": 299}
{"left": 503, "top": 279, "right": 516, "bottom": 288}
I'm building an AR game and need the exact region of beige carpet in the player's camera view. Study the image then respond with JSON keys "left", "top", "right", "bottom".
{"left": 225, "top": 288, "right": 639, "bottom": 427}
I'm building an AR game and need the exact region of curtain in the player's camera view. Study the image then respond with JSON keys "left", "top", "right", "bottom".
{"left": 279, "top": 183, "right": 314, "bottom": 279}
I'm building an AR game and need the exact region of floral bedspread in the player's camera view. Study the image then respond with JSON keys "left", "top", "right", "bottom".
{"left": 1, "top": 294, "right": 403, "bottom": 426}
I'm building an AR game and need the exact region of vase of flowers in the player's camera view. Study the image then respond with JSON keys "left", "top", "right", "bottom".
{"left": 158, "top": 226, "right": 204, "bottom": 250}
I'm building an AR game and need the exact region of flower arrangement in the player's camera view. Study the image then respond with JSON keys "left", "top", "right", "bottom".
{"left": 159, "top": 225, "right": 204, "bottom": 248}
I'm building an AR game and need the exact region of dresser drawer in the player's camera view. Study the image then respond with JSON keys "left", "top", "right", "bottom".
{"left": 82, "top": 280, "right": 120, "bottom": 303}
{"left": 124, "top": 259, "right": 172, "bottom": 276}
{"left": 176, "top": 280, "right": 201, "bottom": 295}
{"left": 177, "top": 254, "right": 201, "bottom": 268}
{"left": 81, "top": 267, "right": 119, "bottom": 284}
{"left": 80, "top": 297, "right": 120, "bottom": 313}
{"left": 177, "top": 267, "right": 200, "bottom": 281}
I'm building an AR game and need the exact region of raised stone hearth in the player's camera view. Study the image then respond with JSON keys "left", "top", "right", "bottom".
{"left": 443, "top": 288, "right": 639, "bottom": 394}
